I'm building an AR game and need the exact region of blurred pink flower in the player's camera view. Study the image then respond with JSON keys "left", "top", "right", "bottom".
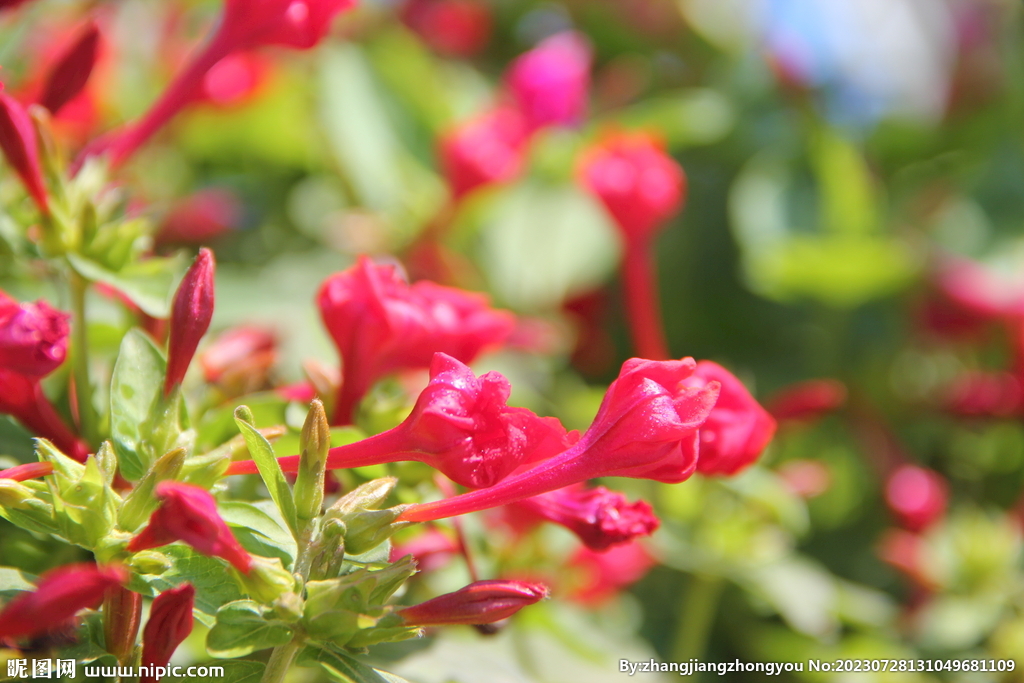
{"left": 506, "top": 32, "right": 591, "bottom": 131}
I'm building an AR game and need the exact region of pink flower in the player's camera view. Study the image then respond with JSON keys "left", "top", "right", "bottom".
{"left": 504, "top": 484, "right": 660, "bottom": 551}
{"left": 318, "top": 257, "right": 514, "bottom": 424}
{"left": 140, "top": 584, "right": 194, "bottom": 683}
{"left": 397, "top": 579, "right": 548, "bottom": 626}
{"left": 127, "top": 481, "right": 252, "bottom": 573}
{"left": 0, "top": 90, "right": 48, "bottom": 213}
{"left": 0, "top": 291, "right": 71, "bottom": 377}
{"left": 403, "top": 0, "right": 492, "bottom": 58}
{"left": 156, "top": 189, "right": 242, "bottom": 247}
{"left": 398, "top": 357, "right": 720, "bottom": 523}
{"left": 0, "top": 369, "right": 89, "bottom": 462}
{"left": 38, "top": 21, "right": 101, "bottom": 116}
{"left": 683, "top": 361, "right": 776, "bottom": 476}
{"left": 439, "top": 107, "right": 527, "bottom": 201}
{"left": 766, "top": 379, "right": 847, "bottom": 424}
{"left": 506, "top": 32, "right": 591, "bottom": 131}
{"left": 934, "top": 255, "right": 1024, "bottom": 321}
{"left": 885, "top": 465, "right": 947, "bottom": 533}
{"left": 200, "top": 53, "right": 271, "bottom": 107}
{"left": 943, "top": 370, "right": 1022, "bottom": 417}
{"left": 776, "top": 459, "right": 831, "bottom": 499}
{"left": 228, "top": 353, "right": 577, "bottom": 489}
{"left": 165, "top": 249, "right": 215, "bottom": 395}
{"left": 569, "top": 541, "right": 655, "bottom": 604}
{"left": 0, "top": 461, "right": 54, "bottom": 482}
{"left": 0, "top": 563, "right": 127, "bottom": 640}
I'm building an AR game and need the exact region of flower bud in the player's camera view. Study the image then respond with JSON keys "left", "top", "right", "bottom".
{"left": 127, "top": 481, "right": 252, "bottom": 573}
{"left": 0, "top": 91, "right": 48, "bottom": 212}
{"left": 0, "top": 563, "right": 127, "bottom": 639}
{"left": 506, "top": 32, "right": 591, "bottom": 131}
{"left": 885, "top": 465, "right": 948, "bottom": 533}
{"left": 0, "top": 479, "right": 35, "bottom": 508}
{"left": 165, "top": 248, "right": 215, "bottom": 395}
{"left": 232, "top": 556, "right": 295, "bottom": 603}
{"left": 0, "top": 293, "right": 70, "bottom": 377}
{"left": 103, "top": 586, "right": 143, "bottom": 665}
{"left": 140, "top": 583, "right": 194, "bottom": 683}
{"left": 295, "top": 399, "right": 330, "bottom": 523}
{"left": 39, "top": 21, "right": 101, "bottom": 116}
{"left": 0, "top": 460, "right": 53, "bottom": 482}
{"left": 199, "top": 326, "right": 276, "bottom": 398}
{"left": 118, "top": 448, "right": 186, "bottom": 532}
{"left": 438, "top": 107, "right": 527, "bottom": 200}
{"left": 156, "top": 188, "right": 242, "bottom": 248}
{"left": 397, "top": 579, "right": 548, "bottom": 627}
{"left": 766, "top": 379, "right": 847, "bottom": 424}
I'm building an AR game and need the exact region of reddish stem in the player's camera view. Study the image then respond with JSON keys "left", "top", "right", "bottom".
{"left": 621, "top": 239, "right": 669, "bottom": 360}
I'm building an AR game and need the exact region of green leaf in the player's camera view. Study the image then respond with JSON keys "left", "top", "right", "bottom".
{"left": 196, "top": 392, "right": 289, "bottom": 452}
{"left": 611, "top": 88, "right": 736, "bottom": 148}
{"left": 234, "top": 410, "right": 298, "bottom": 538}
{"left": 219, "top": 501, "right": 297, "bottom": 566}
{"left": 131, "top": 545, "right": 245, "bottom": 626}
{"left": 207, "top": 600, "right": 294, "bottom": 658}
{"left": 297, "top": 646, "right": 413, "bottom": 683}
{"left": 67, "top": 252, "right": 184, "bottom": 318}
{"left": 0, "top": 566, "right": 35, "bottom": 598}
{"left": 172, "top": 659, "right": 265, "bottom": 683}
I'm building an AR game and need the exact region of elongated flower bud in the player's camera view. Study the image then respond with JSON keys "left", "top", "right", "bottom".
{"left": 165, "top": 249, "right": 215, "bottom": 395}
{"left": 103, "top": 586, "right": 143, "bottom": 664}
{"left": 397, "top": 579, "right": 548, "bottom": 626}
{"left": 438, "top": 107, "right": 526, "bottom": 200}
{"left": 127, "top": 481, "right": 252, "bottom": 573}
{"left": 0, "top": 291, "right": 71, "bottom": 377}
{"left": 0, "top": 563, "right": 126, "bottom": 639}
{"left": 0, "top": 90, "right": 48, "bottom": 213}
{"left": 0, "top": 460, "right": 53, "bottom": 481}
{"left": 140, "top": 583, "right": 194, "bottom": 683}
{"left": 39, "top": 21, "right": 101, "bottom": 116}
{"left": 295, "top": 399, "right": 330, "bottom": 522}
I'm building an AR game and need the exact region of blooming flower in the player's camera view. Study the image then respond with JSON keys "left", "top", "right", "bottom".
{"left": 438, "top": 107, "right": 527, "bottom": 201}
{"left": 398, "top": 357, "right": 720, "bottom": 523}
{"left": 506, "top": 32, "right": 591, "bottom": 131}
{"left": 0, "top": 563, "right": 127, "bottom": 640}
{"left": 683, "top": 361, "right": 776, "bottom": 476}
{"left": 885, "top": 465, "right": 948, "bottom": 533}
{"left": 318, "top": 257, "right": 514, "bottom": 424}
{"left": 127, "top": 481, "right": 252, "bottom": 573}
{"left": 397, "top": 579, "right": 548, "bottom": 626}
{"left": 568, "top": 541, "right": 656, "bottom": 604}
{"left": 165, "top": 249, "right": 215, "bottom": 395}
{"left": 38, "top": 21, "right": 101, "bottom": 116}
{"left": 0, "top": 90, "right": 48, "bottom": 213}
{"left": 0, "top": 291, "right": 71, "bottom": 377}
{"left": 503, "top": 484, "right": 660, "bottom": 551}
{"left": 140, "top": 583, "right": 195, "bottom": 683}
{"left": 228, "top": 353, "right": 577, "bottom": 489}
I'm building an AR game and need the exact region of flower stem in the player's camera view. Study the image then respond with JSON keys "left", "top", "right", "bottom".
{"left": 69, "top": 268, "right": 97, "bottom": 445}
{"left": 670, "top": 574, "right": 723, "bottom": 662}
{"left": 261, "top": 636, "right": 302, "bottom": 683}
{"left": 621, "top": 240, "right": 669, "bottom": 360}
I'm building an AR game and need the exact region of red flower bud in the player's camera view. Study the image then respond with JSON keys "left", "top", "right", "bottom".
{"left": 683, "top": 361, "right": 776, "bottom": 476}
{"left": 402, "top": 0, "right": 491, "bottom": 58}
{"left": 398, "top": 357, "right": 719, "bottom": 523}
{"left": 0, "top": 460, "right": 53, "bottom": 481}
{"left": 0, "top": 90, "right": 48, "bottom": 213}
{"left": 569, "top": 541, "right": 655, "bottom": 604}
{"left": 140, "top": 583, "right": 194, "bottom": 683}
{"left": 578, "top": 132, "right": 686, "bottom": 244}
{"left": 505, "top": 484, "right": 659, "bottom": 551}
{"left": 439, "top": 107, "right": 527, "bottom": 200}
{"left": 127, "top": 481, "right": 252, "bottom": 573}
{"left": 0, "top": 563, "right": 127, "bottom": 640}
{"left": 318, "top": 257, "right": 514, "bottom": 424}
{"left": 397, "top": 579, "right": 548, "bottom": 626}
{"left": 766, "top": 379, "right": 847, "bottom": 424}
{"left": 506, "top": 32, "right": 591, "bottom": 132}
{"left": 39, "top": 21, "right": 101, "bottom": 116}
{"left": 0, "top": 292, "right": 71, "bottom": 377}
{"left": 885, "top": 465, "right": 947, "bottom": 533}
{"left": 0, "top": 369, "right": 89, "bottom": 462}
{"left": 165, "top": 249, "right": 215, "bottom": 395}
{"left": 156, "top": 189, "right": 242, "bottom": 247}
{"left": 228, "top": 353, "right": 577, "bottom": 489}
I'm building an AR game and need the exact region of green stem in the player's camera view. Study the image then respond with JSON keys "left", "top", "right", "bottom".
{"left": 671, "top": 574, "right": 724, "bottom": 663}
{"left": 69, "top": 269, "right": 97, "bottom": 445}
{"left": 261, "top": 636, "right": 302, "bottom": 683}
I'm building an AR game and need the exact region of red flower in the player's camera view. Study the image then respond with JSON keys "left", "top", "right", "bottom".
{"left": 504, "top": 484, "right": 659, "bottom": 551}
{"left": 127, "top": 481, "right": 252, "bottom": 573}
{"left": 885, "top": 465, "right": 947, "bottom": 533}
{"left": 506, "top": 32, "right": 591, "bottom": 132}
{"left": 0, "top": 291, "right": 70, "bottom": 377}
{"left": 200, "top": 53, "right": 271, "bottom": 107}
{"left": 683, "top": 361, "right": 776, "bottom": 476}
{"left": 228, "top": 353, "right": 577, "bottom": 489}
{"left": 199, "top": 325, "right": 276, "bottom": 396}
{"left": 569, "top": 541, "right": 655, "bottom": 605}
{"left": 943, "top": 370, "right": 1022, "bottom": 417}
{"left": 165, "top": 249, "right": 215, "bottom": 396}
{"left": 397, "top": 579, "right": 548, "bottom": 626}
{"left": 439, "top": 107, "right": 527, "bottom": 201}
{"left": 0, "top": 563, "right": 126, "bottom": 640}
{"left": 402, "top": 0, "right": 491, "bottom": 58}
{"left": 156, "top": 189, "right": 242, "bottom": 247}
{"left": 0, "top": 90, "right": 48, "bottom": 213}
{"left": 318, "top": 257, "right": 514, "bottom": 424}
{"left": 140, "top": 583, "right": 195, "bottom": 683}
{"left": 766, "top": 379, "right": 847, "bottom": 424}
{"left": 0, "top": 370, "right": 89, "bottom": 462}
{"left": 39, "top": 21, "right": 101, "bottom": 116}
{"left": 0, "top": 460, "right": 53, "bottom": 481}
{"left": 398, "top": 357, "right": 719, "bottom": 523}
